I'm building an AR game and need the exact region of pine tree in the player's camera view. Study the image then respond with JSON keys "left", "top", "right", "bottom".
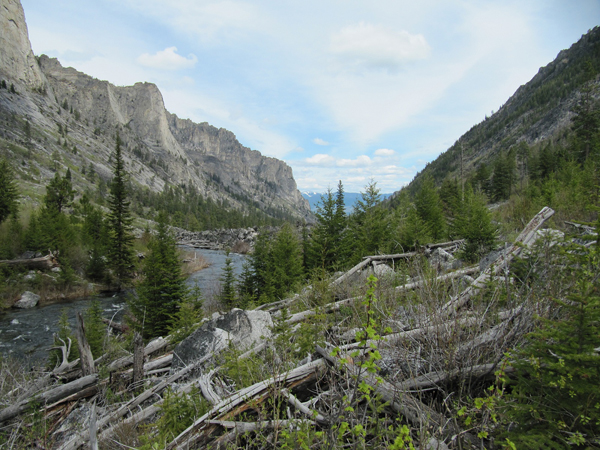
{"left": 0, "top": 159, "right": 18, "bottom": 224}
{"left": 130, "top": 213, "right": 187, "bottom": 339}
{"left": 219, "top": 253, "right": 237, "bottom": 310}
{"left": 84, "top": 300, "right": 105, "bottom": 358}
{"left": 107, "top": 133, "right": 135, "bottom": 290}
{"left": 501, "top": 238, "right": 600, "bottom": 448}
{"left": 309, "top": 188, "right": 338, "bottom": 271}
{"left": 44, "top": 170, "right": 74, "bottom": 214}
{"left": 415, "top": 175, "right": 445, "bottom": 241}
{"left": 349, "top": 180, "right": 388, "bottom": 263}
{"left": 270, "top": 223, "right": 304, "bottom": 301}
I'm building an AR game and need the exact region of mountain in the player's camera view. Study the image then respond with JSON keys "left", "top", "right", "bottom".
{"left": 0, "top": 0, "right": 311, "bottom": 223}
{"left": 401, "top": 26, "right": 600, "bottom": 195}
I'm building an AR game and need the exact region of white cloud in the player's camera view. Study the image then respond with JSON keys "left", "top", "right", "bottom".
{"left": 305, "top": 154, "right": 336, "bottom": 166}
{"left": 330, "top": 22, "right": 430, "bottom": 71}
{"left": 137, "top": 47, "right": 197, "bottom": 70}
{"left": 375, "top": 148, "right": 395, "bottom": 156}
{"left": 313, "top": 137, "right": 330, "bottom": 146}
{"left": 337, "top": 155, "right": 372, "bottom": 167}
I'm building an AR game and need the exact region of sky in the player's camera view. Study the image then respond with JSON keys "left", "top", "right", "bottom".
{"left": 20, "top": 0, "right": 600, "bottom": 193}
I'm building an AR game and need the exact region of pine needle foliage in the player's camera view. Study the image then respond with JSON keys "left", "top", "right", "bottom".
{"left": 107, "top": 133, "right": 135, "bottom": 290}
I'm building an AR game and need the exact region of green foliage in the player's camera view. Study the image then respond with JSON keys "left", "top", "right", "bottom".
{"left": 107, "top": 133, "right": 135, "bottom": 289}
{"left": 129, "top": 213, "right": 187, "bottom": 339}
{"left": 219, "top": 252, "right": 237, "bottom": 309}
{"left": 248, "top": 224, "right": 304, "bottom": 304}
{"left": 415, "top": 174, "right": 445, "bottom": 241}
{"left": 308, "top": 181, "right": 348, "bottom": 272}
{"left": 0, "top": 159, "right": 18, "bottom": 225}
{"left": 500, "top": 239, "right": 600, "bottom": 448}
{"left": 455, "top": 187, "right": 498, "bottom": 262}
{"left": 168, "top": 295, "right": 203, "bottom": 345}
{"left": 139, "top": 387, "right": 209, "bottom": 449}
{"left": 84, "top": 300, "right": 105, "bottom": 358}
{"left": 44, "top": 170, "right": 74, "bottom": 214}
{"left": 348, "top": 180, "right": 389, "bottom": 264}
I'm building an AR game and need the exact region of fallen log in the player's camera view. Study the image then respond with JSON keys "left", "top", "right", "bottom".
{"left": 0, "top": 253, "right": 58, "bottom": 270}
{"left": 331, "top": 257, "right": 372, "bottom": 286}
{"left": 284, "top": 296, "right": 361, "bottom": 324}
{"left": 437, "top": 207, "right": 554, "bottom": 321}
{"left": 395, "top": 265, "right": 479, "bottom": 294}
{"left": 107, "top": 336, "right": 170, "bottom": 372}
{"left": 281, "top": 388, "right": 328, "bottom": 425}
{"left": 59, "top": 355, "right": 210, "bottom": 450}
{"left": 75, "top": 312, "right": 96, "bottom": 377}
{"left": 0, "top": 374, "right": 98, "bottom": 424}
{"left": 315, "top": 346, "right": 478, "bottom": 447}
{"left": 166, "top": 359, "right": 326, "bottom": 450}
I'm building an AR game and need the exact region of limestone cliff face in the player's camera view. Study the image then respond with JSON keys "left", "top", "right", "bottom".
{"left": 0, "top": 0, "right": 43, "bottom": 87}
{"left": 0, "top": 0, "right": 310, "bottom": 221}
{"left": 167, "top": 113, "right": 307, "bottom": 212}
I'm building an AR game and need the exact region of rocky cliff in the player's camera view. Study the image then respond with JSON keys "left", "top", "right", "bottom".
{"left": 0, "top": 0, "right": 310, "bottom": 221}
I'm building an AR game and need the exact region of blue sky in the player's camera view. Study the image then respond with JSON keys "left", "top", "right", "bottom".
{"left": 20, "top": 0, "right": 600, "bottom": 192}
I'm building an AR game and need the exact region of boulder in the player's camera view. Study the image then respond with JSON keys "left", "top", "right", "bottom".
{"left": 373, "top": 263, "right": 394, "bottom": 278}
{"left": 172, "top": 309, "right": 273, "bottom": 371}
{"left": 428, "top": 247, "right": 456, "bottom": 272}
{"left": 13, "top": 291, "right": 40, "bottom": 308}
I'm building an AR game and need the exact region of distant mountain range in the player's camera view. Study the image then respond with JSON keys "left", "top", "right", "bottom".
{"left": 302, "top": 191, "right": 392, "bottom": 212}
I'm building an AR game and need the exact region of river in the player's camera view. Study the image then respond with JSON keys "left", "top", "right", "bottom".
{"left": 0, "top": 248, "right": 246, "bottom": 365}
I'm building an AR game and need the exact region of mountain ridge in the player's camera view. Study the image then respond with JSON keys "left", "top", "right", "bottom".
{"left": 0, "top": 0, "right": 311, "bottom": 223}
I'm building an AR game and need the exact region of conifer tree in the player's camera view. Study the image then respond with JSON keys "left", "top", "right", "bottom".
{"left": 349, "top": 180, "right": 388, "bottom": 263}
{"left": 270, "top": 223, "right": 304, "bottom": 300}
{"left": 44, "top": 170, "right": 74, "bottom": 214}
{"left": 309, "top": 188, "right": 339, "bottom": 271}
{"left": 107, "top": 133, "right": 135, "bottom": 290}
{"left": 219, "top": 253, "right": 237, "bottom": 310}
{"left": 0, "top": 158, "right": 18, "bottom": 224}
{"left": 130, "top": 213, "right": 187, "bottom": 339}
{"left": 501, "top": 238, "right": 600, "bottom": 448}
{"left": 415, "top": 175, "right": 445, "bottom": 241}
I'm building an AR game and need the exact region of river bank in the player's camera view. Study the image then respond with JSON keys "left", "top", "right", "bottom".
{"left": 0, "top": 248, "right": 246, "bottom": 363}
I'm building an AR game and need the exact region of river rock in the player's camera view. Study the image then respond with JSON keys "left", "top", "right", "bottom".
{"left": 13, "top": 291, "right": 40, "bottom": 308}
{"left": 373, "top": 262, "right": 393, "bottom": 278}
{"left": 172, "top": 308, "right": 273, "bottom": 371}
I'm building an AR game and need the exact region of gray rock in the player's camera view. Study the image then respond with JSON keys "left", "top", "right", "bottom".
{"left": 51, "top": 267, "right": 62, "bottom": 273}
{"left": 13, "top": 291, "right": 40, "bottom": 309}
{"left": 373, "top": 263, "right": 393, "bottom": 277}
{"left": 23, "top": 270, "right": 37, "bottom": 281}
{"left": 428, "top": 247, "right": 456, "bottom": 272}
{"left": 172, "top": 309, "right": 273, "bottom": 371}
{"left": 423, "top": 437, "right": 449, "bottom": 450}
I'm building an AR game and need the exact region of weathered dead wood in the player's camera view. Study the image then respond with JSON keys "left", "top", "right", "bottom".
{"left": 198, "top": 369, "right": 222, "bottom": 405}
{"left": 132, "top": 332, "right": 144, "bottom": 387}
{"left": 45, "top": 384, "right": 102, "bottom": 413}
{"left": 437, "top": 207, "right": 554, "bottom": 321}
{"left": 315, "top": 346, "right": 478, "bottom": 447}
{"left": 59, "top": 355, "right": 210, "bottom": 450}
{"left": 75, "top": 312, "right": 96, "bottom": 377}
{"left": 425, "top": 239, "right": 465, "bottom": 251}
{"left": 280, "top": 388, "right": 328, "bottom": 425}
{"left": 0, "top": 374, "right": 98, "bottom": 424}
{"left": 331, "top": 257, "right": 372, "bottom": 286}
{"left": 285, "top": 296, "right": 360, "bottom": 325}
{"left": 101, "top": 318, "right": 128, "bottom": 333}
{"left": 0, "top": 253, "right": 57, "bottom": 270}
{"left": 107, "top": 336, "right": 170, "bottom": 372}
{"left": 166, "top": 359, "right": 325, "bottom": 450}
{"left": 395, "top": 265, "right": 479, "bottom": 294}
{"left": 117, "top": 353, "right": 174, "bottom": 382}
{"left": 210, "top": 420, "right": 314, "bottom": 449}
{"left": 366, "top": 252, "right": 417, "bottom": 261}
{"left": 89, "top": 400, "right": 99, "bottom": 450}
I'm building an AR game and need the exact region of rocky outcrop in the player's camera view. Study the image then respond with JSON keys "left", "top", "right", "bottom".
{"left": 0, "top": 0, "right": 311, "bottom": 222}
{"left": 172, "top": 309, "right": 273, "bottom": 371}
{"left": 0, "top": 0, "right": 44, "bottom": 88}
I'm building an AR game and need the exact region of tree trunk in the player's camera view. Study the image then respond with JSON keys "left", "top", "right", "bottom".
{"left": 132, "top": 332, "right": 144, "bottom": 388}
{"left": 75, "top": 312, "right": 96, "bottom": 376}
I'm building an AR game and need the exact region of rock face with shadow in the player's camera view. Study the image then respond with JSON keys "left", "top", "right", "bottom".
{"left": 172, "top": 309, "right": 273, "bottom": 371}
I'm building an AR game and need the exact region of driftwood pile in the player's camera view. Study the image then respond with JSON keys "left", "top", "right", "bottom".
{"left": 0, "top": 207, "right": 558, "bottom": 449}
